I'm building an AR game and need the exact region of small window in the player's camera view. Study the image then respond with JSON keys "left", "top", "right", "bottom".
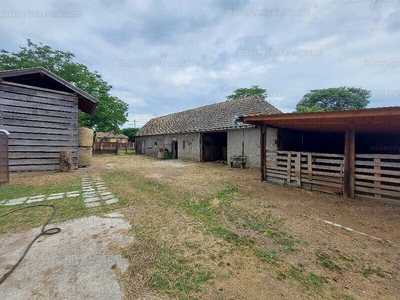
{"left": 183, "top": 141, "right": 185, "bottom": 149}
{"left": 154, "top": 142, "right": 158, "bottom": 146}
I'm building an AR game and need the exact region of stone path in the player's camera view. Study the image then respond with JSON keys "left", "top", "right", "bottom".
{"left": 82, "top": 177, "right": 119, "bottom": 208}
{"left": 0, "top": 177, "right": 119, "bottom": 208}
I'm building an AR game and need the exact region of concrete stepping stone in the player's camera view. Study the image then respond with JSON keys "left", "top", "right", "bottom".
{"left": 47, "top": 193, "right": 65, "bottom": 200}
{"left": 27, "top": 195, "right": 46, "bottom": 203}
{"left": 83, "top": 192, "right": 97, "bottom": 197}
{"left": 101, "top": 194, "right": 115, "bottom": 200}
{"left": 84, "top": 197, "right": 100, "bottom": 203}
{"left": 85, "top": 202, "right": 100, "bottom": 208}
{"left": 105, "top": 198, "right": 119, "bottom": 205}
{"left": 67, "top": 191, "right": 80, "bottom": 198}
{"left": 5, "top": 197, "right": 27, "bottom": 206}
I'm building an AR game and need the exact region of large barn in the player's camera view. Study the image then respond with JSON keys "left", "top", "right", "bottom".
{"left": 0, "top": 67, "right": 98, "bottom": 172}
{"left": 135, "top": 96, "right": 281, "bottom": 168}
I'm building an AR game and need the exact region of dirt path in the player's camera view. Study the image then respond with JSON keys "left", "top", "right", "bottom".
{"left": 5, "top": 154, "right": 400, "bottom": 299}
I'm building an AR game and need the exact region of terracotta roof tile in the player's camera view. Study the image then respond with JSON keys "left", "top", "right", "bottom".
{"left": 137, "top": 96, "right": 281, "bottom": 136}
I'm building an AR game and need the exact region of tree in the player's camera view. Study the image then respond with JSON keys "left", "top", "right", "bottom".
{"left": 0, "top": 39, "right": 128, "bottom": 131}
{"left": 226, "top": 85, "right": 268, "bottom": 101}
{"left": 121, "top": 127, "right": 139, "bottom": 142}
{"left": 296, "top": 87, "right": 371, "bottom": 112}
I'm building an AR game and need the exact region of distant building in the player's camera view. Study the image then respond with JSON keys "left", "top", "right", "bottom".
{"left": 96, "top": 131, "right": 129, "bottom": 143}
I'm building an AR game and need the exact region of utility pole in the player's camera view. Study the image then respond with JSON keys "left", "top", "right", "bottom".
{"left": 134, "top": 120, "right": 137, "bottom": 128}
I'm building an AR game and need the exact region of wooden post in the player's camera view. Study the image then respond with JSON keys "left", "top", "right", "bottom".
{"left": 374, "top": 157, "right": 382, "bottom": 198}
{"left": 260, "top": 124, "right": 267, "bottom": 182}
{"left": 344, "top": 122, "right": 355, "bottom": 198}
{"left": 287, "top": 152, "right": 292, "bottom": 183}
{"left": 295, "top": 152, "right": 302, "bottom": 187}
{"left": 307, "top": 152, "right": 313, "bottom": 181}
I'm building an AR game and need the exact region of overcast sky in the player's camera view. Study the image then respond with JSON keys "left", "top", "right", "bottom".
{"left": 1, "top": 0, "right": 399, "bottom": 127}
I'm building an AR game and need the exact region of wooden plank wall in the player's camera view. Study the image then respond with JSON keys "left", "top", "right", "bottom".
{"left": 0, "top": 81, "right": 79, "bottom": 172}
{"left": 266, "top": 151, "right": 344, "bottom": 195}
{"left": 355, "top": 154, "right": 400, "bottom": 205}
{"left": 0, "top": 132, "right": 9, "bottom": 184}
{"left": 266, "top": 150, "right": 400, "bottom": 204}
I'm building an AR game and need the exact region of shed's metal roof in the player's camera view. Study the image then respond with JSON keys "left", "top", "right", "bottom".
{"left": 136, "top": 95, "right": 281, "bottom": 136}
{"left": 241, "top": 106, "right": 400, "bottom": 133}
{"left": 0, "top": 67, "right": 98, "bottom": 114}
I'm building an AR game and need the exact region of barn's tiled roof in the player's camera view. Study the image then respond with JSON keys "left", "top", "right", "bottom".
{"left": 136, "top": 96, "right": 281, "bottom": 136}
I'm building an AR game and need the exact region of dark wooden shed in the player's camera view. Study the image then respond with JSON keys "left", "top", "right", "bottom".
{"left": 0, "top": 67, "right": 98, "bottom": 172}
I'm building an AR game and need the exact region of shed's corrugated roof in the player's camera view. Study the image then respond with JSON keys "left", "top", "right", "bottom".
{"left": 136, "top": 96, "right": 281, "bottom": 136}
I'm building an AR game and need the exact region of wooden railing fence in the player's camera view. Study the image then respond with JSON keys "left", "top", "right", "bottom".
{"left": 266, "top": 151, "right": 400, "bottom": 204}
{"left": 354, "top": 154, "right": 400, "bottom": 205}
{"left": 92, "top": 142, "right": 134, "bottom": 154}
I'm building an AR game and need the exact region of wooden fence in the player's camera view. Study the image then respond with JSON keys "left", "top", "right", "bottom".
{"left": 92, "top": 142, "right": 134, "bottom": 154}
{"left": 354, "top": 154, "right": 400, "bottom": 205}
{"left": 266, "top": 151, "right": 344, "bottom": 195}
{"left": 266, "top": 151, "right": 400, "bottom": 204}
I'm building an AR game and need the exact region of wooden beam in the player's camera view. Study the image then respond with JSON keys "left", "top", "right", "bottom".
{"left": 308, "top": 152, "right": 313, "bottom": 181}
{"left": 295, "top": 153, "right": 302, "bottom": 187}
{"left": 287, "top": 152, "right": 292, "bottom": 182}
{"left": 260, "top": 124, "right": 267, "bottom": 181}
{"left": 344, "top": 122, "right": 355, "bottom": 198}
{"left": 374, "top": 157, "right": 382, "bottom": 199}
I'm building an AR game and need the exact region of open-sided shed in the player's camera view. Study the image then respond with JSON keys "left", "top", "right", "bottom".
{"left": 242, "top": 107, "right": 400, "bottom": 205}
{"left": 0, "top": 67, "right": 98, "bottom": 172}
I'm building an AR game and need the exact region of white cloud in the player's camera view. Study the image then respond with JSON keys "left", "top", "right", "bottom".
{"left": 1, "top": 0, "right": 399, "bottom": 125}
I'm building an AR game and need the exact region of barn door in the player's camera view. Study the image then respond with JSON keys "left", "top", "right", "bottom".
{"left": 0, "top": 129, "right": 10, "bottom": 185}
{"left": 172, "top": 141, "right": 178, "bottom": 159}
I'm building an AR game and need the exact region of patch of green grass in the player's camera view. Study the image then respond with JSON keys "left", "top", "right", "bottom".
{"left": 0, "top": 177, "right": 82, "bottom": 201}
{"left": 289, "top": 265, "right": 324, "bottom": 294}
{"left": 316, "top": 249, "right": 343, "bottom": 273}
{"left": 117, "top": 149, "right": 135, "bottom": 155}
{"left": 275, "top": 263, "right": 324, "bottom": 295}
{"left": 343, "top": 292, "right": 356, "bottom": 300}
{"left": 363, "top": 265, "right": 385, "bottom": 278}
{"left": 254, "top": 247, "right": 279, "bottom": 265}
{"left": 218, "top": 273, "right": 231, "bottom": 282}
{"left": 228, "top": 211, "right": 300, "bottom": 253}
{"left": 151, "top": 245, "right": 211, "bottom": 299}
{"left": 215, "top": 186, "right": 237, "bottom": 204}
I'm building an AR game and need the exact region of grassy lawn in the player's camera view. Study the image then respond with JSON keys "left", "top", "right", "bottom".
{"left": 0, "top": 174, "right": 127, "bottom": 234}
{"left": 1, "top": 155, "right": 398, "bottom": 300}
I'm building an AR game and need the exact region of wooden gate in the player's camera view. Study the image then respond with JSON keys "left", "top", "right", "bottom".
{"left": 0, "top": 129, "right": 10, "bottom": 185}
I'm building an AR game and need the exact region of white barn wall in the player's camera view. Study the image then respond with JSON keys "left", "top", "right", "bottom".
{"left": 137, "top": 128, "right": 278, "bottom": 168}
{"left": 227, "top": 127, "right": 278, "bottom": 168}
{"left": 136, "top": 133, "right": 201, "bottom": 161}
{"left": 175, "top": 133, "right": 201, "bottom": 161}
